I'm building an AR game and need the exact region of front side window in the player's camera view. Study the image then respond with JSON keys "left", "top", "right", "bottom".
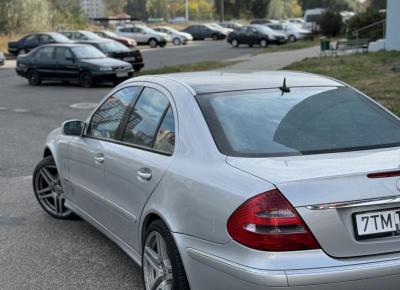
{"left": 197, "top": 87, "right": 400, "bottom": 157}
{"left": 122, "top": 88, "right": 170, "bottom": 149}
{"left": 88, "top": 87, "right": 140, "bottom": 140}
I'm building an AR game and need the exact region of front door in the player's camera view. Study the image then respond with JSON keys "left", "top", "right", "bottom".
{"left": 101, "top": 85, "right": 177, "bottom": 250}
{"left": 67, "top": 86, "right": 141, "bottom": 224}
{"left": 34, "top": 46, "right": 56, "bottom": 79}
{"left": 54, "top": 47, "right": 79, "bottom": 81}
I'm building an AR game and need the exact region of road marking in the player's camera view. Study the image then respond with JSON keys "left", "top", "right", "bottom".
{"left": 69, "top": 102, "right": 98, "bottom": 110}
{"left": 13, "top": 109, "right": 29, "bottom": 113}
{"left": 0, "top": 106, "right": 7, "bottom": 110}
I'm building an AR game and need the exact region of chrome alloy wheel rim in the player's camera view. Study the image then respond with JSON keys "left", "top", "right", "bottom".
{"left": 34, "top": 165, "right": 71, "bottom": 217}
{"left": 143, "top": 231, "right": 173, "bottom": 290}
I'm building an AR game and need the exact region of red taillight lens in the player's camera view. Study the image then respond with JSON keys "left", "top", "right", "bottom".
{"left": 227, "top": 189, "right": 320, "bottom": 251}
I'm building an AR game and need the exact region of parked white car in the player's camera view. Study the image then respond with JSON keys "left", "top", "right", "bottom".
{"left": 115, "top": 25, "right": 171, "bottom": 48}
{"left": 153, "top": 26, "right": 193, "bottom": 45}
{"left": 208, "top": 23, "right": 234, "bottom": 35}
{"left": 304, "top": 8, "right": 326, "bottom": 32}
{"left": 287, "top": 18, "right": 305, "bottom": 27}
{"left": 0, "top": 52, "right": 5, "bottom": 66}
{"left": 267, "top": 23, "right": 312, "bottom": 42}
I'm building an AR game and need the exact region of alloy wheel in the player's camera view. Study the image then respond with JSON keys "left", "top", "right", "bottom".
{"left": 143, "top": 231, "right": 173, "bottom": 290}
{"left": 28, "top": 70, "right": 41, "bottom": 86}
{"left": 33, "top": 163, "right": 72, "bottom": 218}
{"left": 260, "top": 39, "right": 268, "bottom": 48}
{"left": 149, "top": 39, "right": 158, "bottom": 48}
{"left": 173, "top": 38, "right": 181, "bottom": 45}
{"left": 80, "top": 72, "right": 93, "bottom": 88}
{"left": 232, "top": 39, "right": 239, "bottom": 48}
{"left": 289, "top": 35, "right": 296, "bottom": 42}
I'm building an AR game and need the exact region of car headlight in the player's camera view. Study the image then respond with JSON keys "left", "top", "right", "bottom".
{"left": 99, "top": 67, "right": 113, "bottom": 71}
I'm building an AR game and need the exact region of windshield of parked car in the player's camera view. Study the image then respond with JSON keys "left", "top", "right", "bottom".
{"left": 72, "top": 46, "right": 106, "bottom": 59}
{"left": 252, "top": 25, "right": 273, "bottom": 34}
{"left": 197, "top": 87, "right": 400, "bottom": 157}
{"left": 98, "top": 41, "right": 130, "bottom": 52}
{"left": 81, "top": 31, "right": 103, "bottom": 40}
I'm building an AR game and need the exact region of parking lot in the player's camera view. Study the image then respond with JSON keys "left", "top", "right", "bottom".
{"left": 0, "top": 38, "right": 266, "bottom": 290}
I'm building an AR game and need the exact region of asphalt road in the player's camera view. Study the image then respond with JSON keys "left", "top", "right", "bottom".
{"left": 0, "top": 40, "right": 262, "bottom": 290}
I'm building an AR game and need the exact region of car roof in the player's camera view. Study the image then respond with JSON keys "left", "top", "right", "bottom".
{"left": 39, "top": 43, "right": 91, "bottom": 48}
{"left": 140, "top": 71, "right": 346, "bottom": 95}
{"left": 76, "top": 39, "right": 112, "bottom": 44}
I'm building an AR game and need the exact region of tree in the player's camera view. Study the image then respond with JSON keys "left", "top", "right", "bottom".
{"left": 366, "top": 0, "right": 387, "bottom": 11}
{"left": 299, "top": 0, "right": 357, "bottom": 11}
{"left": 251, "top": 0, "right": 271, "bottom": 19}
{"left": 319, "top": 11, "right": 342, "bottom": 36}
{"left": 125, "top": 0, "right": 148, "bottom": 20}
{"left": 105, "top": 0, "right": 127, "bottom": 16}
{"left": 268, "top": 0, "right": 302, "bottom": 19}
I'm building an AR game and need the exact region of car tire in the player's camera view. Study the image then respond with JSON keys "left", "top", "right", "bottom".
{"left": 79, "top": 71, "right": 94, "bottom": 88}
{"left": 173, "top": 37, "right": 182, "bottom": 45}
{"left": 27, "top": 70, "right": 41, "bottom": 86}
{"left": 289, "top": 35, "right": 296, "bottom": 42}
{"left": 212, "top": 34, "right": 219, "bottom": 41}
{"left": 33, "top": 156, "right": 77, "bottom": 220}
{"left": 159, "top": 42, "right": 167, "bottom": 48}
{"left": 142, "top": 220, "right": 190, "bottom": 290}
{"left": 231, "top": 39, "right": 239, "bottom": 48}
{"left": 260, "top": 39, "right": 268, "bottom": 48}
{"left": 149, "top": 38, "right": 158, "bottom": 48}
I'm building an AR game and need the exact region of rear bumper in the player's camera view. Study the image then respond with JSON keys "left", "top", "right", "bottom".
{"left": 92, "top": 70, "right": 134, "bottom": 83}
{"left": 174, "top": 233, "right": 400, "bottom": 290}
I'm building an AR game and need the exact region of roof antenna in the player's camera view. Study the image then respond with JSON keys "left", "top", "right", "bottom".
{"left": 279, "top": 77, "right": 291, "bottom": 96}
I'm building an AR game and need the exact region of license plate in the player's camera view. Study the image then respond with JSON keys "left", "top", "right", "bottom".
{"left": 116, "top": 72, "right": 128, "bottom": 78}
{"left": 354, "top": 208, "right": 400, "bottom": 240}
{"left": 124, "top": 57, "right": 136, "bottom": 61}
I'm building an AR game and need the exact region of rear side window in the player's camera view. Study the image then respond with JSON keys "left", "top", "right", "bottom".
{"left": 88, "top": 87, "right": 140, "bottom": 140}
{"left": 197, "top": 87, "right": 400, "bottom": 157}
{"left": 122, "top": 88, "right": 171, "bottom": 150}
{"left": 37, "top": 47, "right": 54, "bottom": 59}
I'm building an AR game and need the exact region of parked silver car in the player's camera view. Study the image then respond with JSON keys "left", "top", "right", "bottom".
{"left": 116, "top": 25, "right": 171, "bottom": 48}
{"left": 0, "top": 52, "right": 5, "bottom": 66}
{"left": 33, "top": 71, "right": 400, "bottom": 290}
{"left": 153, "top": 26, "right": 193, "bottom": 45}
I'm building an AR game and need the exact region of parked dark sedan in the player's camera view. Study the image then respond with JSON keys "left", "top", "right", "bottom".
{"left": 76, "top": 39, "right": 144, "bottom": 72}
{"left": 8, "top": 32, "right": 71, "bottom": 56}
{"left": 228, "top": 25, "right": 287, "bottom": 48}
{"left": 16, "top": 44, "right": 133, "bottom": 88}
{"left": 93, "top": 30, "right": 137, "bottom": 48}
{"left": 182, "top": 24, "right": 226, "bottom": 40}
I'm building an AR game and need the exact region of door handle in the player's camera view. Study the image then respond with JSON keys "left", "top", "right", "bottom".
{"left": 94, "top": 153, "right": 104, "bottom": 164}
{"left": 137, "top": 168, "right": 152, "bottom": 181}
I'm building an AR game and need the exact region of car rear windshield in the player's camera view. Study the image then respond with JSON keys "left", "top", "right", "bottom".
{"left": 99, "top": 41, "right": 129, "bottom": 53}
{"left": 196, "top": 87, "right": 400, "bottom": 157}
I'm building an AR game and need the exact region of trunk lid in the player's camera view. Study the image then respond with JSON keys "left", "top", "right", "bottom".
{"left": 227, "top": 147, "right": 400, "bottom": 257}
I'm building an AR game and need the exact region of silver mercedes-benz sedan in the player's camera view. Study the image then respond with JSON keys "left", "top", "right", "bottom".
{"left": 33, "top": 71, "right": 400, "bottom": 290}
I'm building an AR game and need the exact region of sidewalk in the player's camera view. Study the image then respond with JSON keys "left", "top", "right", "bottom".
{"left": 223, "top": 45, "right": 320, "bottom": 71}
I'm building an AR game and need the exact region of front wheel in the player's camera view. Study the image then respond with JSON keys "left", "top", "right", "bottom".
{"left": 142, "top": 220, "right": 190, "bottom": 290}
{"left": 173, "top": 38, "right": 182, "bottom": 45}
{"left": 211, "top": 34, "right": 219, "bottom": 41}
{"left": 231, "top": 39, "right": 239, "bottom": 48}
{"left": 288, "top": 35, "right": 296, "bottom": 42}
{"left": 27, "top": 70, "right": 41, "bottom": 86}
{"left": 33, "top": 156, "right": 75, "bottom": 219}
{"left": 260, "top": 39, "right": 268, "bottom": 48}
{"left": 79, "top": 71, "right": 94, "bottom": 88}
{"left": 149, "top": 38, "right": 158, "bottom": 48}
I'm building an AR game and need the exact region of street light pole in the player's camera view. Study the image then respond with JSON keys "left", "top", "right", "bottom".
{"left": 219, "top": 0, "right": 224, "bottom": 22}
{"left": 185, "top": 0, "right": 189, "bottom": 22}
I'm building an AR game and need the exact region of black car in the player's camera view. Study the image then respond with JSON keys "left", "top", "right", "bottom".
{"left": 182, "top": 24, "right": 226, "bottom": 40}
{"left": 227, "top": 25, "right": 275, "bottom": 48}
{"left": 76, "top": 39, "right": 144, "bottom": 72}
{"left": 16, "top": 44, "right": 133, "bottom": 88}
{"left": 8, "top": 32, "right": 71, "bottom": 56}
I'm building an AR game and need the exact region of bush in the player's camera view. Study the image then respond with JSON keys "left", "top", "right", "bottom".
{"left": 319, "top": 11, "right": 342, "bottom": 37}
{"left": 346, "top": 9, "right": 386, "bottom": 40}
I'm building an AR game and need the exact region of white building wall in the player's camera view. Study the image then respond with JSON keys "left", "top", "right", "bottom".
{"left": 386, "top": 0, "right": 400, "bottom": 51}
{"left": 80, "top": 0, "right": 106, "bottom": 19}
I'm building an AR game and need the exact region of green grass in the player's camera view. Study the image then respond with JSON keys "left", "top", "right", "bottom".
{"left": 264, "top": 39, "right": 319, "bottom": 53}
{"left": 139, "top": 60, "right": 240, "bottom": 75}
{"left": 285, "top": 51, "right": 400, "bottom": 115}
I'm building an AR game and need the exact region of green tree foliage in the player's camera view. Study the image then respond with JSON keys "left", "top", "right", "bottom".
{"left": 125, "top": 0, "right": 148, "bottom": 20}
{"left": 346, "top": 9, "right": 386, "bottom": 40}
{"left": 366, "top": 0, "right": 387, "bottom": 11}
{"left": 105, "top": 0, "right": 128, "bottom": 16}
{"left": 268, "top": 0, "right": 302, "bottom": 19}
{"left": 299, "top": 0, "right": 357, "bottom": 11}
{"left": 319, "top": 11, "right": 342, "bottom": 36}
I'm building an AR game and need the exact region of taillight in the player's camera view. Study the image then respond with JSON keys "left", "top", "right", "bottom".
{"left": 227, "top": 189, "right": 320, "bottom": 251}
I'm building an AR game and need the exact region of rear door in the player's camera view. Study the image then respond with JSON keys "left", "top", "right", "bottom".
{"left": 23, "top": 34, "right": 40, "bottom": 52}
{"left": 66, "top": 86, "right": 140, "bottom": 225}
{"left": 34, "top": 46, "right": 56, "bottom": 78}
{"left": 101, "top": 85, "right": 177, "bottom": 250}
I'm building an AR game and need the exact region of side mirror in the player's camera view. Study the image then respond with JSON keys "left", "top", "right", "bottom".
{"left": 62, "top": 120, "right": 85, "bottom": 136}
